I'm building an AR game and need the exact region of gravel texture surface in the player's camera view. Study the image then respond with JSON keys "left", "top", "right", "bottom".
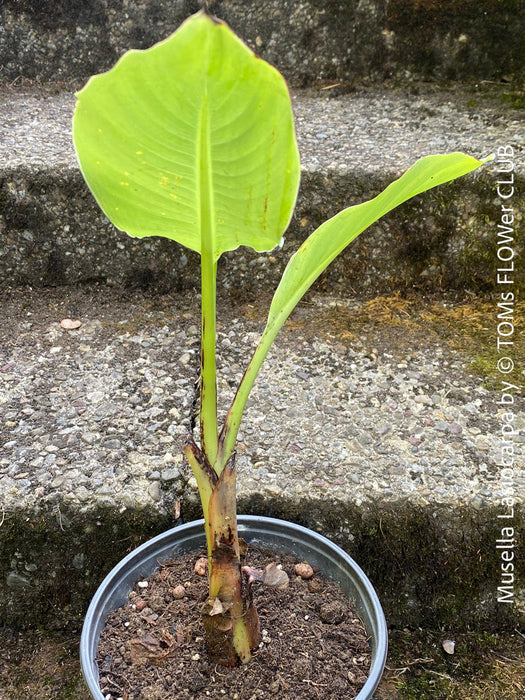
{"left": 1, "top": 285, "right": 523, "bottom": 518}
{"left": 2, "top": 83, "right": 522, "bottom": 295}
{"left": 1, "top": 0, "right": 522, "bottom": 85}
{"left": 1, "top": 85, "right": 523, "bottom": 173}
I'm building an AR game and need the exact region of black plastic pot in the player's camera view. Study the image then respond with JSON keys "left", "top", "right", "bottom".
{"left": 81, "top": 516, "right": 388, "bottom": 699}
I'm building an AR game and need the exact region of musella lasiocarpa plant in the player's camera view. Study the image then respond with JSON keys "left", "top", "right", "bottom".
{"left": 73, "top": 9, "right": 490, "bottom": 668}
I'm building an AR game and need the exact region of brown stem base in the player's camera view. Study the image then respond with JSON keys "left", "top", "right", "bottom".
{"left": 187, "top": 443, "right": 261, "bottom": 665}
{"left": 201, "top": 595, "right": 260, "bottom": 667}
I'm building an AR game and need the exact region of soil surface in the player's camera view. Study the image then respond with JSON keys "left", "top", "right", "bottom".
{"left": 96, "top": 547, "right": 371, "bottom": 700}
{"left": 2, "top": 626, "right": 524, "bottom": 700}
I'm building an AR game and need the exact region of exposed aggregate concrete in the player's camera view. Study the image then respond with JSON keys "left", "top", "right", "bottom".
{"left": 2, "top": 85, "right": 523, "bottom": 174}
{"left": 1, "top": 285, "right": 523, "bottom": 630}
{"left": 1, "top": 286, "right": 523, "bottom": 519}
{"left": 1, "top": 0, "right": 522, "bottom": 85}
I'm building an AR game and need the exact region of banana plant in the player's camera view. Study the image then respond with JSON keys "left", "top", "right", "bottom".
{"left": 73, "top": 9, "right": 490, "bottom": 667}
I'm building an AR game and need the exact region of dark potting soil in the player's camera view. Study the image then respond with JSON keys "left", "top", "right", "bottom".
{"left": 97, "top": 547, "right": 371, "bottom": 700}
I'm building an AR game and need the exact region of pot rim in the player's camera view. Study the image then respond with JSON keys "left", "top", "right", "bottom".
{"left": 81, "top": 515, "right": 387, "bottom": 699}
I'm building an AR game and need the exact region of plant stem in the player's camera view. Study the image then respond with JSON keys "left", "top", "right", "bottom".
{"left": 200, "top": 250, "right": 218, "bottom": 463}
{"left": 198, "top": 91, "right": 218, "bottom": 464}
{"left": 195, "top": 93, "right": 259, "bottom": 667}
{"left": 183, "top": 437, "right": 216, "bottom": 538}
{"left": 202, "top": 456, "right": 260, "bottom": 665}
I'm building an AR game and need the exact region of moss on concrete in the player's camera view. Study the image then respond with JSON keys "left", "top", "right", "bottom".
{"left": 286, "top": 296, "right": 525, "bottom": 389}
{"left": 0, "top": 629, "right": 89, "bottom": 700}
{"left": 4, "top": 165, "right": 519, "bottom": 297}
{"left": 386, "top": 0, "right": 522, "bottom": 82}
{"left": 0, "top": 504, "right": 175, "bottom": 629}
{"left": 378, "top": 629, "right": 525, "bottom": 699}
{"left": 1, "top": 0, "right": 522, "bottom": 85}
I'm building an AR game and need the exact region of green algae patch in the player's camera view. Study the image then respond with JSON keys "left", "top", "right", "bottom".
{"left": 0, "top": 503, "right": 174, "bottom": 629}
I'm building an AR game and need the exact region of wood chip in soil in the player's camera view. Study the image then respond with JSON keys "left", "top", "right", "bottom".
{"left": 97, "top": 547, "right": 371, "bottom": 699}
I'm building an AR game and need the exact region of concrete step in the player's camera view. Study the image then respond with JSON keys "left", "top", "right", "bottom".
{"left": 1, "top": 285, "right": 523, "bottom": 632}
{"left": 1, "top": 1, "right": 523, "bottom": 87}
{"left": 1, "top": 84, "right": 523, "bottom": 296}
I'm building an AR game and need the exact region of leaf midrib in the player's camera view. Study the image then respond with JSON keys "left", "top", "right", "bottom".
{"left": 198, "top": 90, "right": 215, "bottom": 258}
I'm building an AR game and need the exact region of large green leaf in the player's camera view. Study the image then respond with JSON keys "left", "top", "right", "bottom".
{"left": 72, "top": 11, "right": 300, "bottom": 261}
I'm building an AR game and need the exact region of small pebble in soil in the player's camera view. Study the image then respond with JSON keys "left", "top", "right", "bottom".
{"left": 194, "top": 557, "right": 207, "bottom": 576}
{"left": 172, "top": 584, "right": 185, "bottom": 599}
{"left": 295, "top": 562, "right": 314, "bottom": 579}
{"left": 319, "top": 600, "right": 346, "bottom": 624}
{"left": 308, "top": 577, "right": 323, "bottom": 592}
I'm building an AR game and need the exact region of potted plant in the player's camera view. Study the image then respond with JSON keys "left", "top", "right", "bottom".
{"left": 73, "top": 7, "right": 490, "bottom": 698}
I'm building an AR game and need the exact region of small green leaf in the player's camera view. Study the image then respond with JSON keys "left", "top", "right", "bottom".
{"left": 217, "top": 152, "right": 491, "bottom": 466}
{"left": 266, "top": 153, "right": 491, "bottom": 331}
{"left": 72, "top": 11, "right": 300, "bottom": 261}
